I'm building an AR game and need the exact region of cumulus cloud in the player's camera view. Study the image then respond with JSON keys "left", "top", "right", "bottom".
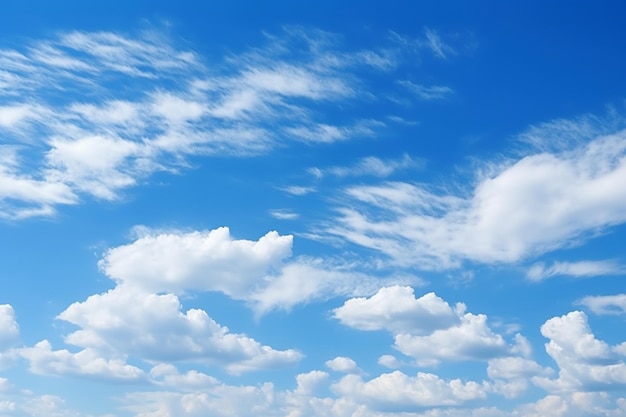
{"left": 333, "top": 371, "right": 487, "bottom": 410}
{"left": 325, "top": 356, "right": 359, "bottom": 373}
{"left": 393, "top": 313, "right": 508, "bottom": 366}
{"left": 534, "top": 311, "right": 626, "bottom": 392}
{"left": 325, "top": 120, "right": 626, "bottom": 269}
{"left": 99, "top": 227, "right": 293, "bottom": 296}
{"left": 19, "top": 341, "right": 144, "bottom": 381}
{"left": 335, "top": 286, "right": 519, "bottom": 366}
{"left": 487, "top": 357, "right": 553, "bottom": 398}
{"left": 512, "top": 392, "right": 626, "bottom": 417}
{"left": 0, "top": 380, "right": 98, "bottom": 417}
{"left": 98, "top": 226, "right": 408, "bottom": 315}
{"left": 0, "top": 305, "right": 19, "bottom": 348}
{"left": 56, "top": 287, "right": 301, "bottom": 374}
{"left": 334, "top": 286, "right": 459, "bottom": 334}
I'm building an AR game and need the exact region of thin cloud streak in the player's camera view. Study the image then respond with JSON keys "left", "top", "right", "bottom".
{"left": 0, "top": 27, "right": 440, "bottom": 220}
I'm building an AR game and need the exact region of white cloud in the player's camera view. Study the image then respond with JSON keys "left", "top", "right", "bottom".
{"left": 512, "top": 392, "right": 626, "bottom": 417}
{"left": 534, "top": 311, "right": 626, "bottom": 392}
{"left": 423, "top": 28, "right": 454, "bottom": 59}
{"left": 57, "top": 286, "right": 301, "bottom": 374}
{"left": 294, "top": 370, "right": 329, "bottom": 396}
{"left": 325, "top": 357, "right": 359, "bottom": 373}
{"left": 326, "top": 123, "right": 626, "bottom": 269}
{"left": 378, "top": 355, "right": 401, "bottom": 369}
{"left": 279, "top": 185, "right": 317, "bottom": 196}
{"left": 578, "top": 294, "right": 626, "bottom": 315}
{"left": 334, "top": 286, "right": 517, "bottom": 366}
{"left": 0, "top": 305, "right": 19, "bottom": 348}
{"left": 98, "top": 226, "right": 402, "bottom": 314}
{"left": 285, "top": 121, "right": 378, "bottom": 144}
{"left": 394, "top": 313, "right": 509, "bottom": 366}
{"left": 248, "top": 258, "right": 400, "bottom": 315}
{"left": 0, "top": 104, "right": 42, "bottom": 128}
{"left": 399, "top": 80, "right": 454, "bottom": 100}
{"left": 527, "top": 260, "right": 623, "bottom": 281}
{"left": 1, "top": 27, "right": 425, "bottom": 219}
{"left": 269, "top": 209, "right": 299, "bottom": 220}
{"left": 313, "top": 154, "right": 419, "bottom": 178}
{"left": 333, "top": 286, "right": 459, "bottom": 334}
{"left": 389, "top": 29, "right": 456, "bottom": 61}
{"left": 122, "top": 384, "right": 276, "bottom": 417}
{"left": 19, "top": 341, "right": 144, "bottom": 381}
{"left": 333, "top": 371, "right": 487, "bottom": 409}
{"left": 99, "top": 227, "right": 293, "bottom": 297}
{"left": 487, "top": 357, "right": 553, "bottom": 398}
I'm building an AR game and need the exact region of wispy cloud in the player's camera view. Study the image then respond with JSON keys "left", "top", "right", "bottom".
{"left": 279, "top": 185, "right": 317, "bottom": 196}
{"left": 269, "top": 209, "right": 299, "bottom": 220}
{"left": 526, "top": 260, "right": 623, "bottom": 282}
{"left": 424, "top": 28, "right": 454, "bottom": 59}
{"left": 1, "top": 27, "right": 442, "bottom": 220}
{"left": 398, "top": 80, "right": 454, "bottom": 100}
{"left": 312, "top": 153, "right": 421, "bottom": 178}
{"left": 388, "top": 28, "right": 456, "bottom": 60}
{"left": 321, "top": 114, "right": 626, "bottom": 269}
{"left": 577, "top": 294, "right": 626, "bottom": 315}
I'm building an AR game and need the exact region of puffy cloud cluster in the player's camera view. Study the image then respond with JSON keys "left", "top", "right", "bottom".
{"left": 0, "top": 305, "right": 19, "bottom": 348}
{"left": 16, "top": 226, "right": 407, "bottom": 380}
{"left": 334, "top": 286, "right": 519, "bottom": 366}
{"left": 57, "top": 287, "right": 301, "bottom": 374}
{"left": 98, "top": 226, "right": 398, "bottom": 314}
{"left": 534, "top": 311, "right": 626, "bottom": 392}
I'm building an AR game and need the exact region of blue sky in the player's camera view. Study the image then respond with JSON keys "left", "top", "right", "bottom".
{"left": 1, "top": 1, "right": 626, "bottom": 416}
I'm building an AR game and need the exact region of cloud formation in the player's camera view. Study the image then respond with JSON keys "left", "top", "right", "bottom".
{"left": 325, "top": 121, "right": 626, "bottom": 269}
{"left": 335, "top": 286, "right": 521, "bottom": 366}
{"left": 0, "top": 27, "right": 449, "bottom": 220}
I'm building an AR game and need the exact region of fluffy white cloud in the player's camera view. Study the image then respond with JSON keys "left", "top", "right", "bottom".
{"left": 0, "top": 305, "right": 18, "bottom": 348}
{"left": 534, "top": 311, "right": 626, "bottom": 392}
{"left": 19, "top": 341, "right": 144, "bottom": 381}
{"left": 334, "top": 287, "right": 520, "bottom": 366}
{"left": 293, "top": 370, "right": 330, "bottom": 396}
{"left": 394, "top": 313, "right": 508, "bottom": 366}
{"left": 325, "top": 357, "right": 359, "bottom": 373}
{"left": 99, "top": 227, "right": 293, "bottom": 296}
{"left": 123, "top": 384, "right": 276, "bottom": 417}
{"left": 512, "top": 392, "right": 626, "bottom": 417}
{"left": 248, "top": 259, "right": 395, "bottom": 314}
{"left": 99, "top": 226, "right": 408, "bottom": 314}
{"left": 578, "top": 294, "right": 626, "bottom": 315}
{"left": 325, "top": 122, "right": 626, "bottom": 269}
{"left": 487, "top": 357, "right": 553, "bottom": 398}
{"left": 378, "top": 354, "right": 401, "bottom": 369}
{"left": 333, "top": 371, "right": 487, "bottom": 409}
{"left": 527, "top": 260, "right": 624, "bottom": 281}
{"left": 487, "top": 357, "right": 552, "bottom": 381}
{"left": 333, "top": 286, "right": 459, "bottom": 334}
{"left": 57, "top": 287, "right": 301, "bottom": 374}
